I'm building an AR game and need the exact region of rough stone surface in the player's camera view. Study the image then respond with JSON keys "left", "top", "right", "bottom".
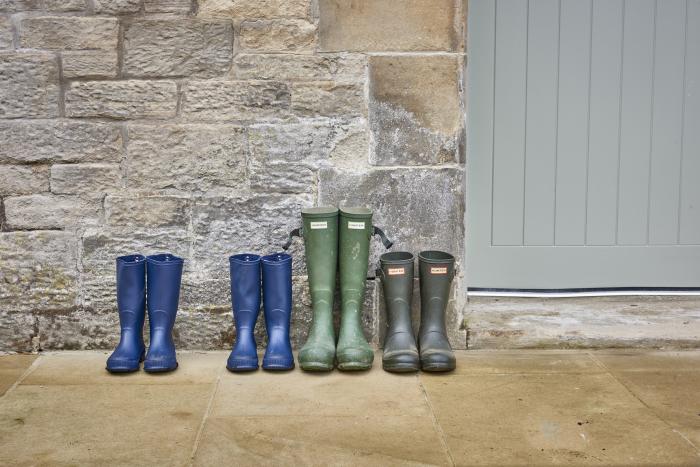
{"left": 19, "top": 16, "right": 118, "bottom": 51}
{"left": 144, "top": 0, "right": 193, "bottom": 13}
{"left": 0, "top": 231, "right": 78, "bottom": 314}
{"left": 105, "top": 195, "right": 191, "bottom": 227}
{"left": 239, "top": 19, "right": 315, "bottom": 52}
{"left": 198, "top": 0, "right": 310, "bottom": 20}
{"left": 0, "top": 52, "right": 59, "bottom": 118}
{"left": 370, "top": 55, "right": 463, "bottom": 165}
{"left": 0, "top": 165, "right": 49, "bottom": 195}
{"left": 50, "top": 164, "right": 121, "bottom": 195}
{"left": 61, "top": 50, "right": 118, "bottom": 79}
{"left": 123, "top": 20, "right": 233, "bottom": 78}
{"left": 291, "top": 82, "right": 365, "bottom": 118}
{"left": 318, "top": 0, "right": 463, "bottom": 52}
{"left": 233, "top": 53, "right": 365, "bottom": 82}
{"left": 65, "top": 80, "right": 177, "bottom": 119}
{"left": 4, "top": 194, "right": 101, "bottom": 230}
{"left": 44, "top": 0, "right": 86, "bottom": 11}
{"left": 126, "top": 124, "right": 246, "bottom": 192}
{"left": 181, "top": 81, "right": 290, "bottom": 121}
{"left": 319, "top": 167, "right": 465, "bottom": 277}
{"left": 0, "top": 16, "right": 12, "bottom": 49}
{"left": 0, "top": 121, "right": 122, "bottom": 164}
{"left": 0, "top": 0, "right": 41, "bottom": 12}
{"left": 93, "top": 0, "right": 142, "bottom": 14}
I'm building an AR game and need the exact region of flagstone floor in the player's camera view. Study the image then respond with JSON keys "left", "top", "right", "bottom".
{"left": 0, "top": 350, "right": 698, "bottom": 466}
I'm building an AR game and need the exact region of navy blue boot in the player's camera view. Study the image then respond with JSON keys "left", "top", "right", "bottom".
{"left": 261, "top": 253, "right": 294, "bottom": 370}
{"left": 227, "top": 254, "right": 262, "bottom": 372}
{"left": 144, "top": 253, "right": 184, "bottom": 373}
{"left": 106, "top": 255, "right": 146, "bottom": 373}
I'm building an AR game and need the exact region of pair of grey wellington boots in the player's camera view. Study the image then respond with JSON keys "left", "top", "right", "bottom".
{"left": 379, "top": 250, "right": 456, "bottom": 373}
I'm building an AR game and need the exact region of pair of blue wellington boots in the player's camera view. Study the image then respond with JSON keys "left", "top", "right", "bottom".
{"left": 106, "top": 253, "right": 184, "bottom": 373}
{"left": 227, "top": 253, "right": 294, "bottom": 372}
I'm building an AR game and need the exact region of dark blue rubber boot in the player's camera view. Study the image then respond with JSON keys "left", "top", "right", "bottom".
{"left": 144, "top": 253, "right": 184, "bottom": 373}
{"left": 106, "top": 254, "right": 146, "bottom": 373}
{"left": 261, "top": 253, "right": 294, "bottom": 371}
{"left": 227, "top": 254, "right": 262, "bottom": 372}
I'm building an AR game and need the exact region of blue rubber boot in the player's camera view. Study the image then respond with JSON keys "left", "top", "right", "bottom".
{"left": 106, "top": 254, "right": 146, "bottom": 373}
{"left": 144, "top": 253, "right": 184, "bottom": 373}
{"left": 227, "top": 254, "right": 262, "bottom": 372}
{"left": 261, "top": 253, "right": 294, "bottom": 371}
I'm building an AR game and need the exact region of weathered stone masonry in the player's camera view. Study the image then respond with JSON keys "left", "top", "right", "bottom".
{"left": 0, "top": 0, "right": 467, "bottom": 352}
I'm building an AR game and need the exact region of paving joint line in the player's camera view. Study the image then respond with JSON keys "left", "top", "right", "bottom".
{"left": 1, "top": 354, "right": 43, "bottom": 399}
{"left": 586, "top": 351, "right": 700, "bottom": 456}
{"left": 417, "top": 373, "right": 456, "bottom": 467}
{"left": 188, "top": 364, "right": 224, "bottom": 465}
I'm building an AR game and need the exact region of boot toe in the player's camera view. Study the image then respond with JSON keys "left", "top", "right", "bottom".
{"left": 299, "top": 345, "right": 335, "bottom": 371}
{"left": 227, "top": 353, "right": 259, "bottom": 372}
{"left": 382, "top": 349, "right": 419, "bottom": 373}
{"left": 262, "top": 354, "right": 294, "bottom": 371}
{"left": 144, "top": 354, "right": 178, "bottom": 373}
{"left": 106, "top": 356, "right": 141, "bottom": 373}
{"left": 420, "top": 349, "right": 456, "bottom": 372}
{"left": 336, "top": 346, "right": 374, "bottom": 371}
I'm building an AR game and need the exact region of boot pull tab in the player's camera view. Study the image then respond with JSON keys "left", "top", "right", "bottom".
{"left": 372, "top": 226, "right": 393, "bottom": 249}
{"left": 282, "top": 227, "right": 302, "bottom": 251}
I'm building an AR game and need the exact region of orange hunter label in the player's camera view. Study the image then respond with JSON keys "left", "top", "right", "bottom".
{"left": 430, "top": 267, "right": 448, "bottom": 275}
{"left": 387, "top": 267, "right": 405, "bottom": 276}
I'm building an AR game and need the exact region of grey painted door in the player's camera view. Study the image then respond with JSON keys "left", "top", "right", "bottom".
{"left": 467, "top": 0, "right": 700, "bottom": 289}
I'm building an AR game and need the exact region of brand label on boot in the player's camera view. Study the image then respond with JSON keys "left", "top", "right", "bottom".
{"left": 387, "top": 267, "right": 405, "bottom": 275}
{"left": 310, "top": 221, "right": 327, "bottom": 229}
{"left": 430, "top": 267, "right": 448, "bottom": 275}
{"left": 348, "top": 221, "right": 365, "bottom": 230}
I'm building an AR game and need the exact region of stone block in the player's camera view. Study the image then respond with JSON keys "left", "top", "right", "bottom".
{"left": 65, "top": 80, "right": 177, "bottom": 119}
{"left": 144, "top": 0, "right": 193, "bottom": 13}
{"left": 181, "top": 81, "right": 290, "bottom": 121}
{"left": 93, "top": 0, "right": 142, "bottom": 14}
{"left": 248, "top": 121, "right": 363, "bottom": 193}
{"left": 0, "top": 16, "right": 12, "bottom": 49}
{"left": 369, "top": 55, "right": 463, "bottom": 165}
{"left": 291, "top": 82, "right": 365, "bottom": 118}
{"left": 0, "top": 311, "right": 37, "bottom": 352}
{"left": 0, "top": 165, "right": 49, "bottom": 195}
{"left": 239, "top": 19, "right": 315, "bottom": 52}
{"left": 50, "top": 164, "right": 121, "bottom": 195}
{"left": 197, "top": 0, "right": 310, "bottom": 19}
{"left": 191, "top": 193, "right": 312, "bottom": 279}
{"left": 318, "top": 0, "right": 463, "bottom": 52}
{"left": 4, "top": 194, "right": 101, "bottom": 230}
{"left": 318, "top": 167, "right": 465, "bottom": 276}
{"left": 0, "top": 121, "right": 122, "bottom": 164}
{"left": 123, "top": 19, "right": 233, "bottom": 78}
{"left": 36, "top": 310, "right": 117, "bottom": 350}
{"left": 0, "top": 231, "right": 78, "bottom": 314}
{"left": 62, "top": 50, "right": 118, "bottom": 79}
{"left": 126, "top": 124, "right": 246, "bottom": 192}
{"left": 233, "top": 53, "right": 365, "bottom": 82}
{"left": 19, "top": 16, "right": 118, "bottom": 51}
{"left": 105, "top": 195, "right": 191, "bottom": 228}
{"left": 0, "top": 0, "right": 41, "bottom": 12}
{"left": 0, "top": 52, "right": 59, "bottom": 118}
{"left": 45, "top": 0, "right": 86, "bottom": 11}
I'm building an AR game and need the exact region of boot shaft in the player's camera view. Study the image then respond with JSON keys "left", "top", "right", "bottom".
{"left": 146, "top": 253, "right": 184, "bottom": 333}
{"left": 116, "top": 254, "right": 146, "bottom": 330}
{"left": 379, "top": 251, "right": 415, "bottom": 335}
{"left": 418, "top": 250, "right": 454, "bottom": 337}
{"left": 229, "top": 253, "right": 261, "bottom": 330}
{"left": 339, "top": 207, "right": 373, "bottom": 307}
{"left": 261, "top": 253, "right": 292, "bottom": 328}
{"left": 301, "top": 207, "right": 338, "bottom": 316}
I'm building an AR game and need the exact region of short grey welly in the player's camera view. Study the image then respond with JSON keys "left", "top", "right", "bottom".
{"left": 418, "top": 250, "right": 456, "bottom": 372}
{"left": 379, "top": 251, "right": 419, "bottom": 373}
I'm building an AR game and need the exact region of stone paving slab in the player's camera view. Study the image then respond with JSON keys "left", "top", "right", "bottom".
{"left": 0, "top": 354, "right": 36, "bottom": 396}
{"left": 0, "top": 350, "right": 698, "bottom": 466}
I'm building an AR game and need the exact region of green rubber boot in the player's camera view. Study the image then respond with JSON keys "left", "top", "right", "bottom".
{"left": 293, "top": 207, "right": 339, "bottom": 372}
{"left": 336, "top": 207, "right": 393, "bottom": 371}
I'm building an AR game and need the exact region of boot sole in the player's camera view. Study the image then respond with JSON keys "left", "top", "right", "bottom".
{"left": 383, "top": 363, "right": 419, "bottom": 373}
{"left": 226, "top": 366, "right": 258, "bottom": 373}
{"left": 337, "top": 362, "right": 372, "bottom": 371}
{"left": 262, "top": 364, "right": 295, "bottom": 372}
{"left": 421, "top": 363, "right": 455, "bottom": 373}
{"left": 144, "top": 363, "right": 179, "bottom": 373}
{"left": 300, "top": 362, "right": 334, "bottom": 372}
{"left": 105, "top": 366, "right": 139, "bottom": 374}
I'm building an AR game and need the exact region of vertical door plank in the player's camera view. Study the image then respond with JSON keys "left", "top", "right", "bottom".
{"left": 680, "top": 0, "right": 700, "bottom": 244}
{"left": 586, "top": 0, "right": 624, "bottom": 245}
{"left": 467, "top": 0, "right": 497, "bottom": 249}
{"left": 554, "top": 0, "right": 592, "bottom": 245}
{"left": 491, "top": 0, "right": 528, "bottom": 245}
{"left": 617, "top": 0, "right": 656, "bottom": 245}
{"left": 523, "top": 0, "right": 560, "bottom": 245}
{"left": 648, "top": 0, "right": 687, "bottom": 244}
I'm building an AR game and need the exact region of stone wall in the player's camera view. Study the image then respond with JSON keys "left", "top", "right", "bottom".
{"left": 0, "top": 0, "right": 467, "bottom": 352}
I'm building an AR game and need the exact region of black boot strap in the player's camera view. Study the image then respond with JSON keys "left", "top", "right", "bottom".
{"left": 282, "top": 227, "right": 302, "bottom": 250}
{"left": 372, "top": 226, "right": 393, "bottom": 249}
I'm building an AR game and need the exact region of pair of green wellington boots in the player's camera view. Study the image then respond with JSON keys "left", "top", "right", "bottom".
{"left": 379, "top": 250, "right": 457, "bottom": 373}
{"left": 285, "top": 207, "right": 392, "bottom": 371}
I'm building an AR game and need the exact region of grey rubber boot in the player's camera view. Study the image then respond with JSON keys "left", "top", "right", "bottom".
{"left": 379, "top": 251, "right": 419, "bottom": 373}
{"left": 418, "top": 250, "right": 456, "bottom": 372}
